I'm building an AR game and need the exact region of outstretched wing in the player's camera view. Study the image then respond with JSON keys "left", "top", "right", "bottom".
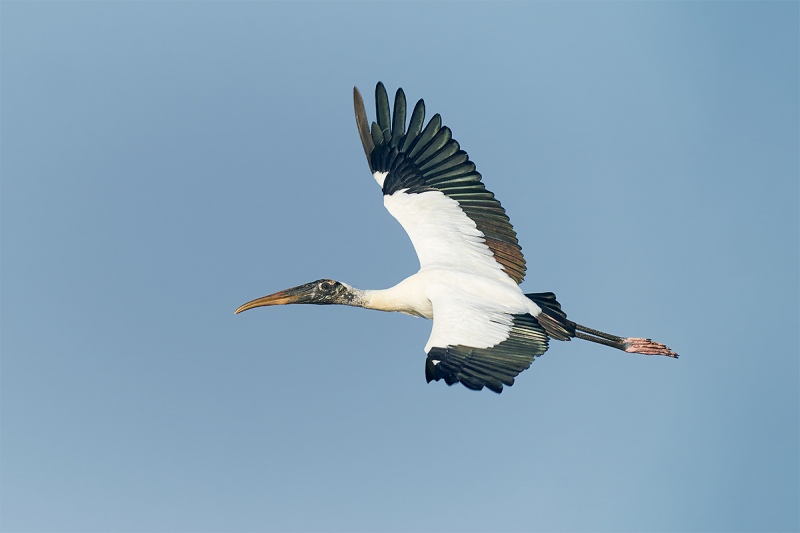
{"left": 354, "top": 82, "right": 527, "bottom": 285}
{"left": 423, "top": 294, "right": 549, "bottom": 393}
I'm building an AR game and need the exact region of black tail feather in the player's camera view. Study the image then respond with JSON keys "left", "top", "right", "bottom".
{"left": 525, "top": 292, "right": 575, "bottom": 341}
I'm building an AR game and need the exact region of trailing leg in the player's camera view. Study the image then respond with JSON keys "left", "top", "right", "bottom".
{"left": 525, "top": 291, "right": 677, "bottom": 357}
{"left": 572, "top": 322, "right": 678, "bottom": 357}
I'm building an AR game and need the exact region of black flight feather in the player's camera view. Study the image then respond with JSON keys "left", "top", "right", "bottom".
{"left": 426, "top": 314, "right": 549, "bottom": 393}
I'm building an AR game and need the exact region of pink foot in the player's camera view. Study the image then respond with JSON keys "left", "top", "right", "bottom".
{"left": 623, "top": 338, "right": 679, "bottom": 358}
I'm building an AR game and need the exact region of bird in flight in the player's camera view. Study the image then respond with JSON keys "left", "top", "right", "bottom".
{"left": 236, "top": 82, "right": 677, "bottom": 393}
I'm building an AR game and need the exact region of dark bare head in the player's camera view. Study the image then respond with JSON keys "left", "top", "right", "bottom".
{"left": 235, "top": 279, "right": 359, "bottom": 314}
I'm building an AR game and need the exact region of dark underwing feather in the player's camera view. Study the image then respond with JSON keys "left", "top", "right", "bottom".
{"left": 353, "top": 82, "right": 527, "bottom": 284}
{"left": 403, "top": 99, "right": 426, "bottom": 151}
{"left": 391, "top": 89, "right": 406, "bottom": 145}
{"left": 354, "top": 88, "right": 375, "bottom": 173}
{"left": 425, "top": 314, "right": 549, "bottom": 393}
{"left": 376, "top": 83, "right": 391, "bottom": 133}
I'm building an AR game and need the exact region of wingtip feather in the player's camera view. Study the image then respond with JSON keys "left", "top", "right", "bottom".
{"left": 354, "top": 85, "right": 375, "bottom": 172}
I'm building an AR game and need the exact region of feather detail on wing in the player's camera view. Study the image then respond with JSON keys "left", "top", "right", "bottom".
{"left": 425, "top": 311, "right": 549, "bottom": 394}
{"left": 354, "top": 83, "right": 527, "bottom": 285}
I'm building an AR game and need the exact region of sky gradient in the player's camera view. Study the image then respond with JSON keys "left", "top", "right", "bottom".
{"left": 2, "top": 2, "right": 798, "bottom": 532}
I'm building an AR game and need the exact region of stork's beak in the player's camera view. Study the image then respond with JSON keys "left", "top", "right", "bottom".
{"left": 234, "top": 281, "right": 317, "bottom": 314}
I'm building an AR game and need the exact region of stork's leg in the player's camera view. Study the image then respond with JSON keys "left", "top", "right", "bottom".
{"left": 571, "top": 322, "right": 678, "bottom": 358}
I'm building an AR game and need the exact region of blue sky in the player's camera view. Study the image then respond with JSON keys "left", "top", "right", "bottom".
{"left": 2, "top": 2, "right": 798, "bottom": 532}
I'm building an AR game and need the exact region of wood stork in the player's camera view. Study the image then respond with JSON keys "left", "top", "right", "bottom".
{"left": 235, "top": 82, "right": 677, "bottom": 393}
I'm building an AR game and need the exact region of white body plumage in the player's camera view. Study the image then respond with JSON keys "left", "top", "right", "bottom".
{"left": 362, "top": 182, "right": 542, "bottom": 353}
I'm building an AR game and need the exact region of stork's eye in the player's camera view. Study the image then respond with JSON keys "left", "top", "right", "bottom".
{"left": 319, "top": 281, "right": 333, "bottom": 292}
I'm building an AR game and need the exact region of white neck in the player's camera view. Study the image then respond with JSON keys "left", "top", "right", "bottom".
{"left": 353, "top": 279, "right": 433, "bottom": 319}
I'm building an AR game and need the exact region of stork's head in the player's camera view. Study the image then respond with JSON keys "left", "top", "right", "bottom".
{"left": 235, "top": 279, "right": 356, "bottom": 314}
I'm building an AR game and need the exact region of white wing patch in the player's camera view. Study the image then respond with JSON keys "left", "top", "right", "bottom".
{"left": 421, "top": 271, "right": 539, "bottom": 352}
{"left": 383, "top": 189, "right": 513, "bottom": 285}
{"left": 373, "top": 171, "right": 388, "bottom": 187}
{"left": 424, "top": 294, "right": 514, "bottom": 352}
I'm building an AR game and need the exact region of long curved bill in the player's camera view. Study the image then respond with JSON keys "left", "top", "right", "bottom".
{"left": 234, "top": 282, "right": 317, "bottom": 314}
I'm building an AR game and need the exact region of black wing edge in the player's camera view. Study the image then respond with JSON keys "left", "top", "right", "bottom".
{"left": 425, "top": 314, "right": 549, "bottom": 393}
